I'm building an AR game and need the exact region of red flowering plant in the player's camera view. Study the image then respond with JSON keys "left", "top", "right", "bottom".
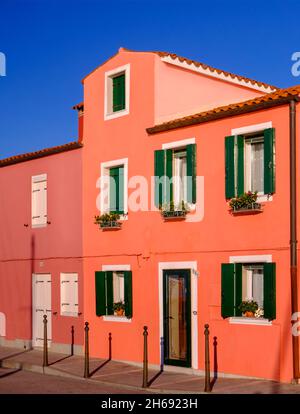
{"left": 229, "top": 191, "right": 259, "bottom": 211}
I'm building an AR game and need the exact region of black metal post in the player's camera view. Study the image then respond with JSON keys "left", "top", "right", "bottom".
{"left": 43, "top": 314, "right": 48, "bottom": 367}
{"left": 142, "top": 326, "right": 148, "bottom": 388}
{"left": 109, "top": 332, "right": 112, "bottom": 360}
{"left": 160, "top": 337, "right": 164, "bottom": 372}
{"left": 84, "top": 322, "right": 89, "bottom": 378}
{"left": 204, "top": 324, "right": 211, "bottom": 392}
{"left": 71, "top": 325, "right": 74, "bottom": 356}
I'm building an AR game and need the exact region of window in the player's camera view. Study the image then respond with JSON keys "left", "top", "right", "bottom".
{"left": 225, "top": 128, "right": 275, "bottom": 199}
{"left": 112, "top": 74, "right": 125, "bottom": 112}
{"left": 95, "top": 270, "right": 132, "bottom": 317}
{"left": 32, "top": 174, "right": 47, "bottom": 227}
{"left": 60, "top": 273, "right": 79, "bottom": 317}
{"left": 109, "top": 165, "right": 124, "bottom": 214}
{"left": 104, "top": 64, "right": 130, "bottom": 120}
{"left": 221, "top": 262, "right": 276, "bottom": 320}
{"left": 154, "top": 144, "right": 196, "bottom": 208}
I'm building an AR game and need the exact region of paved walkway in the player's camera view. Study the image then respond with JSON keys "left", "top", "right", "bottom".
{"left": 0, "top": 346, "right": 300, "bottom": 394}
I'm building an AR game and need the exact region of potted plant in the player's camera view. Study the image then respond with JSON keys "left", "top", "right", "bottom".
{"left": 94, "top": 213, "right": 122, "bottom": 229}
{"left": 229, "top": 191, "right": 262, "bottom": 214}
{"left": 160, "top": 200, "right": 189, "bottom": 219}
{"left": 113, "top": 302, "right": 125, "bottom": 316}
{"left": 238, "top": 300, "right": 259, "bottom": 317}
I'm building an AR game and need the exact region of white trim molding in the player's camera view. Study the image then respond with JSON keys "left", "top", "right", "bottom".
{"left": 101, "top": 264, "right": 132, "bottom": 323}
{"left": 231, "top": 122, "right": 272, "bottom": 136}
{"left": 161, "top": 56, "right": 274, "bottom": 93}
{"left": 104, "top": 63, "right": 130, "bottom": 121}
{"left": 229, "top": 255, "right": 272, "bottom": 264}
{"left": 229, "top": 317, "right": 272, "bottom": 326}
{"left": 158, "top": 261, "right": 198, "bottom": 369}
{"left": 162, "top": 137, "right": 195, "bottom": 150}
{"left": 100, "top": 158, "right": 128, "bottom": 219}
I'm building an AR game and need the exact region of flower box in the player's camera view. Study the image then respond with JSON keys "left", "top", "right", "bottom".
{"left": 231, "top": 202, "right": 262, "bottom": 215}
{"left": 99, "top": 221, "right": 122, "bottom": 230}
{"left": 161, "top": 210, "right": 187, "bottom": 220}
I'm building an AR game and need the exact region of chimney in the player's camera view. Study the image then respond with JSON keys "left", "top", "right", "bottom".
{"left": 72, "top": 102, "right": 84, "bottom": 143}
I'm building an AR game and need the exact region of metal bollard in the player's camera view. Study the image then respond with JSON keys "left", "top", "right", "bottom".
{"left": 84, "top": 322, "right": 89, "bottom": 378}
{"left": 109, "top": 332, "right": 112, "bottom": 360}
{"left": 142, "top": 326, "right": 148, "bottom": 388}
{"left": 43, "top": 315, "right": 48, "bottom": 367}
{"left": 204, "top": 324, "right": 211, "bottom": 392}
{"left": 71, "top": 325, "right": 74, "bottom": 356}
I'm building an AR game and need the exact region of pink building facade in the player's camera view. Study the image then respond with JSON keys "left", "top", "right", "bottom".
{"left": 1, "top": 48, "right": 300, "bottom": 383}
{"left": 0, "top": 143, "right": 84, "bottom": 353}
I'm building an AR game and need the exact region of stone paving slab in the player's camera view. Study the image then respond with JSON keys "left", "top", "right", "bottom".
{"left": 1, "top": 346, "right": 300, "bottom": 394}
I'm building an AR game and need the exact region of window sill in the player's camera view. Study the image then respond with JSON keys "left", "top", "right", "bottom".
{"left": 104, "top": 108, "right": 129, "bottom": 121}
{"left": 102, "top": 315, "right": 132, "bottom": 323}
{"left": 32, "top": 223, "right": 47, "bottom": 229}
{"left": 61, "top": 312, "right": 78, "bottom": 318}
{"left": 229, "top": 317, "right": 272, "bottom": 326}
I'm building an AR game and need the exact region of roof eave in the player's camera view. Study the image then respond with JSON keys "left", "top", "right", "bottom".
{"left": 147, "top": 95, "right": 300, "bottom": 135}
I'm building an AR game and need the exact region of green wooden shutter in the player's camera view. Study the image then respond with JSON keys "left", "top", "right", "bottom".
{"left": 95, "top": 271, "right": 106, "bottom": 316}
{"left": 221, "top": 264, "right": 235, "bottom": 318}
{"left": 235, "top": 263, "right": 243, "bottom": 316}
{"left": 166, "top": 149, "right": 173, "bottom": 205}
{"left": 106, "top": 271, "right": 114, "bottom": 315}
{"left": 237, "top": 135, "right": 244, "bottom": 197}
{"left": 118, "top": 166, "right": 124, "bottom": 214}
{"left": 186, "top": 144, "right": 197, "bottom": 203}
{"left": 263, "top": 263, "right": 276, "bottom": 320}
{"left": 225, "top": 136, "right": 235, "bottom": 199}
{"left": 264, "top": 128, "right": 275, "bottom": 194}
{"left": 113, "top": 74, "right": 125, "bottom": 112}
{"left": 124, "top": 271, "right": 133, "bottom": 318}
{"left": 154, "top": 149, "right": 165, "bottom": 208}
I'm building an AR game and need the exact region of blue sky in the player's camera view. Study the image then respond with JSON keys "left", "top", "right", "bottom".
{"left": 1, "top": 0, "right": 300, "bottom": 158}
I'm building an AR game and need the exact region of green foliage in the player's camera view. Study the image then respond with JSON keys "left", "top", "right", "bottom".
{"left": 95, "top": 212, "right": 120, "bottom": 224}
{"left": 113, "top": 301, "right": 125, "bottom": 311}
{"left": 238, "top": 300, "right": 259, "bottom": 314}
{"left": 229, "top": 191, "right": 258, "bottom": 210}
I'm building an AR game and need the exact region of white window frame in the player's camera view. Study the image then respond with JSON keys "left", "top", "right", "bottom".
{"left": 228, "top": 255, "right": 272, "bottom": 326}
{"left": 100, "top": 158, "right": 128, "bottom": 219}
{"left": 162, "top": 138, "right": 196, "bottom": 211}
{"left": 231, "top": 122, "right": 273, "bottom": 202}
{"left": 60, "top": 273, "right": 79, "bottom": 317}
{"left": 104, "top": 64, "right": 130, "bottom": 121}
{"left": 31, "top": 174, "right": 47, "bottom": 228}
{"left": 101, "top": 264, "right": 132, "bottom": 323}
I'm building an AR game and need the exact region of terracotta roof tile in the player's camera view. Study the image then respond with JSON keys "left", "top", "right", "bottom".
{"left": 0, "top": 141, "right": 83, "bottom": 167}
{"left": 147, "top": 85, "right": 300, "bottom": 134}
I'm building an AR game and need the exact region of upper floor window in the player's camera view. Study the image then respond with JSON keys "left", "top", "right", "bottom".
{"left": 154, "top": 143, "right": 196, "bottom": 210}
{"left": 31, "top": 174, "right": 47, "bottom": 228}
{"left": 225, "top": 128, "right": 275, "bottom": 199}
{"left": 109, "top": 165, "right": 124, "bottom": 214}
{"left": 104, "top": 64, "right": 130, "bottom": 120}
{"left": 100, "top": 158, "right": 128, "bottom": 216}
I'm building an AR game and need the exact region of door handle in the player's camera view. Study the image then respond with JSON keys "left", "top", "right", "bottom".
{"left": 53, "top": 311, "right": 58, "bottom": 316}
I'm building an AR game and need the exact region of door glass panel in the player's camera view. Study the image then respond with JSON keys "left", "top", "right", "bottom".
{"left": 167, "top": 274, "right": 187, "bottom": 361}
